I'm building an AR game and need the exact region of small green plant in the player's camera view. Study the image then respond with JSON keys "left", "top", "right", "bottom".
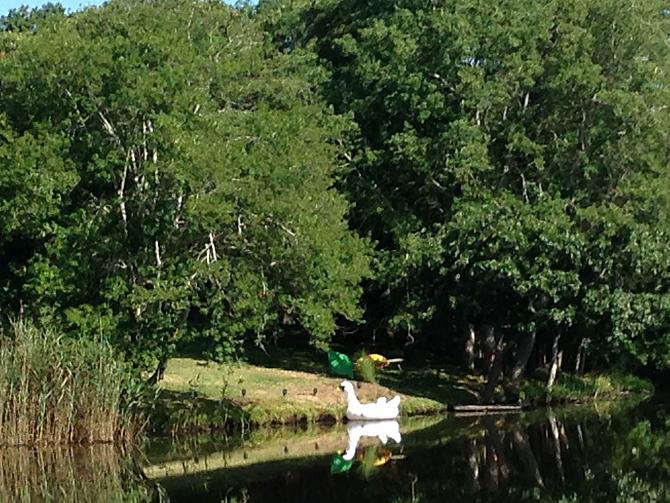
{"left": 355, "top": 351, "right": 378, "bottom": 384}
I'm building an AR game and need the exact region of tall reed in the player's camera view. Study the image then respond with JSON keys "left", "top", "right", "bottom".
{"left": 0, "top": 320, "right": 143, "bottom": 445}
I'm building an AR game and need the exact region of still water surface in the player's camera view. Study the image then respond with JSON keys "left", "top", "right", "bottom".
{"left": 2, "top": 400, "right": 669, "bottom": 502}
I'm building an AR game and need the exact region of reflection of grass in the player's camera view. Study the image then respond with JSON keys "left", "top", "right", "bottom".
{"left": 0, "top": 445, "right": 155, "bottom": 502}
{"left": 143, "top": 415, "right": 445, "bottom": 479}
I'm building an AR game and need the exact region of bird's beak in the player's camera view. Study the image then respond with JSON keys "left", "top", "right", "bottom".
{"left": 339, "top": 384, "right": 345, "bottom": 391}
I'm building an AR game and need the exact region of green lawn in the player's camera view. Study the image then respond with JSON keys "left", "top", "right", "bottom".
{"left": 152, "top": 354, "right": 456, "bottom": 433}
{"left": 148, "top": 348, "right": 652, "bottom": 435}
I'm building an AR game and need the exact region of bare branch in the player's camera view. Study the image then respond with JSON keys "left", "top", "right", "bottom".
{"left": 118, "top": 152, "right": 129, "bottom": 235}
{"left": 98, "top": 111, "right": 120, "bottom": 145}
{"left": 209, "top": 232, "right": 218, "bottom": 262}
{"left": 154, "top": 239, "right": 162, "bottom": 268}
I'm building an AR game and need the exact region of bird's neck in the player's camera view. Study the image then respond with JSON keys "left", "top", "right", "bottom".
{"left": 345, "top": 390, "right": 360, "bottom": 406}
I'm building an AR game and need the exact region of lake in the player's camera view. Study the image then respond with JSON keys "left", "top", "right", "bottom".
{"left": 1, "top": 399, "right": 669, "bottom": 502}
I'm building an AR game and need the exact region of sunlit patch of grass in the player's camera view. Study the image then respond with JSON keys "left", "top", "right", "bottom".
{"left": 154, "top": 357, "right": 446, "bottom": 432}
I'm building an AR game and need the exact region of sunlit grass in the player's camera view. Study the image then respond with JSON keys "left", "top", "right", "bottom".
{"left": 154, "top": 357, "right": 445, "bottom": 432}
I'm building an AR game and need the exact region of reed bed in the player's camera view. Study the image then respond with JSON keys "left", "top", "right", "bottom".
{"left": 0, "top": 320, "right": 143, "bottom": 446}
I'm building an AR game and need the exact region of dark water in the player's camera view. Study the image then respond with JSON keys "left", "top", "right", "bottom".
{"left": 2, "top": 400, "right": 669, "bottom": 502}
{"left": 142, "top": 399, "right": 670, "bottom": 503}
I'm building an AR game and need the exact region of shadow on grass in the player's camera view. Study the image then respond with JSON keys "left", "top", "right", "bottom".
{"left": 244, "top": 343, "right": 481, "bottom": 407}
{"left": 242, "top": 344, "right": 333, "bottom": 376}
{"left": 149, "top": 390, "right": 252, "bottom": 436}
{"left": 378, "top": 366, "right": 481, "bottom": 406}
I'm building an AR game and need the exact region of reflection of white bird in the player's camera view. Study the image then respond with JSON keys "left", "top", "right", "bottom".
{"left": 343, "top": 420, "right": 402, "bottom": 461}
{"left": 339, "top": 381, "right": 400, "bottom": 421}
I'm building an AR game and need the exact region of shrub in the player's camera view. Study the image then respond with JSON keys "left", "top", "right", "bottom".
{"left": 355, "top": 352, "right": 378, "bottom": 384}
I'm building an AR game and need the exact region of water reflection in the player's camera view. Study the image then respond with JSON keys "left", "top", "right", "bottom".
{"left": 145, "top": 400, "right": 670, "bottom": 502}
{"left": 343, "top": 420, "right": 401, "bottom": 460}
{"left": 331, "top": 420, "right": 402, "bottom": 474}
{"left": 0, "top": 444, "right": 156, "bottom": 503}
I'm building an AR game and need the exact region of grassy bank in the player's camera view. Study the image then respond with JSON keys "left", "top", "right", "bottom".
{"left": 151, "top": 358, "right": 445, "bottom": 434}
{"left": 520, "top": 372, "right": 654, "bottom": 404}
{"left": 0, "top": 321, "right": 142, "bottom": 445}
{"left": 150, "top": 352, "right": 653, "bottom": 435}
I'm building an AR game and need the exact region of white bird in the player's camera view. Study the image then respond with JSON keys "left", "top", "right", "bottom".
{"left": 339, "top": 380, "right": 401, "bottom": 421}
{"left": 343, "top": 420, "right": 402, "bottom": 460}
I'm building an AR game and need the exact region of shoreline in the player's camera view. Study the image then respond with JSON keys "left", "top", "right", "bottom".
{"left": 146, "top": 357, "right": 653, "bottom": 436}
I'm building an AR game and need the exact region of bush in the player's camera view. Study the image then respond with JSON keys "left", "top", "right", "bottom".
{"left": 0, "top": 320, "right": 145, "bottom": 445}
{"left": 355, "top": 352, "right": 378, "bottom": 384}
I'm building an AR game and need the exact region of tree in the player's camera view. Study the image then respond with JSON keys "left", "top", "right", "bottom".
{"left": 0, "top": 0, "right": 370, "bottom": 369}
{"left": 266, "top": 0, "right": 670, "bottom": 375}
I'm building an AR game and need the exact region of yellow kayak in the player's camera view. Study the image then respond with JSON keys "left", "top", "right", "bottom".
{"left": 356, "top": 353, "right": 404, "bottom": 369}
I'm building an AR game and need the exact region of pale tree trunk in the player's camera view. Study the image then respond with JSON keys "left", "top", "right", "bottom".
{"left": 547, "top": 335, "right": 563, "bottom": 389}
{"left": 575, "top": 339, "right": 587, "bottom": 375}
{"left": 464, "top": 323, "right": 476, "bottom": 371}
{"left": 510, "top": 331, "right": 536, "bottom": 380}
{"left": 481, "top": 323, "right": 497, "bottom": 374}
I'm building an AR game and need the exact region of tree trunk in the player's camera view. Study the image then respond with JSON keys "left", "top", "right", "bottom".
{"left": 481, "top": 323, "right": 497, "bottom": 374}
{"left": 481, "top": 331, "right": 507, "bottom": 404}
{"left": 510, "top": 331, "right": 536, "bottom": 380}
{"left": 575, "top": 339, "right": 587, "bottom": 375}
{"left": 464, "top": 323, "right": 476, "bottom": 371}
{"left": 148, "top": 357, "right": 168, "bottom": 385}
{"left": 547, "top": 335, "right": 562, "bottom": 389}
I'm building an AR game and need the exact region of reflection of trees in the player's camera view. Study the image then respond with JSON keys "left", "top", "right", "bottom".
{"left": 154, "top": 404, "right": 670, "bottom": 502}
{"left": 409, "top": 405, "right": 670, "bottom": 502}
{"left": 0, "top": 446, "right": 158, "bottom": 502}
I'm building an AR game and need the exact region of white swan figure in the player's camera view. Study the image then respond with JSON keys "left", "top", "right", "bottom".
{"left": 339, "top": 380, "right": 401, "bottom": 421}
{"left": 343, "top": 420, "right": 402, "bottom": 460}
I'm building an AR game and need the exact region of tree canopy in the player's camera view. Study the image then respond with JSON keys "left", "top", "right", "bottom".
{"left": 2, "top": 0, "right": 670, "bottom": 381}
{"left": 0, "top": 0, "right": 370, "bottom": 367}
{"left": 264, "top": 0, "right": 670, "bottom": 373}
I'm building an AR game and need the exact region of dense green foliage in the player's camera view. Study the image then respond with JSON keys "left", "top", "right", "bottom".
{"left": 265, "top": 0, "right": 670, "bottom": 374}
{"left": 1, "top": 0, "right": 670, "bottom": 388}
{"left": 0, "top": 0, "right": 370, "bottom": 368}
